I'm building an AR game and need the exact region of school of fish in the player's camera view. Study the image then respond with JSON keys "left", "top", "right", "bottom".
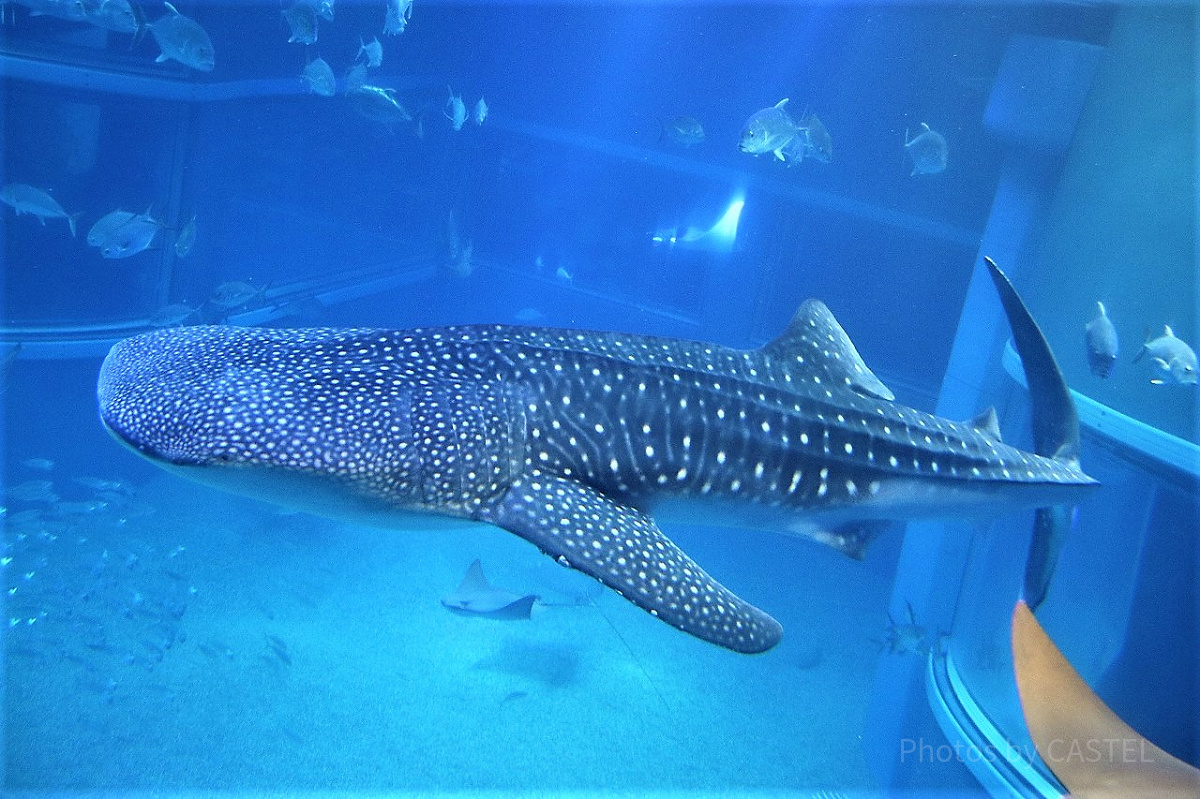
{"left": 3, "top": 3, "right": 1193, "bottom": 391}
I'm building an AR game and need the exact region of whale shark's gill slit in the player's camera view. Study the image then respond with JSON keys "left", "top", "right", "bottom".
{"left": 410, "top": 378, "right": 523, "bottom": 513}
{"left": 478, "top": 473, "right": 782, "bottom": 654}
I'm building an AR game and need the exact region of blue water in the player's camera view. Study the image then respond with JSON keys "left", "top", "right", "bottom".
{"left": 2, "top": 1, "right": 1196, "bottom": 794}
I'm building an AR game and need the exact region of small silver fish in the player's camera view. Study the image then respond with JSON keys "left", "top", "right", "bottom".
{"left": 473, "top": 96, "right": 488, "bottom": 126}
{"left": 174, "top": 214, "right": 197, "bottom": 257}
{"left": 347, "top": 85, "right": 412, "bottom": 130}
{"left": 800, "top": 114, "right": 832, "bottom": 163}
{"left": 149, "top": 303, "right": 198, "bottom": 327}
{"left": 358, "top": 36, "right": 383, "bottom": 68}
{"left": 445, "top": 87, "right": 467, "bottom": 131}
{"left": 0, "top": 183, "right": 80, "bottom": 236}
{"left": 88, "top": 206, "right": 161, "bottom": 259}
{"left": 13, "top": 0, "right": 88, "bottom": 22}
{"left": 344, "top": 62, "right": 369, "bottom": 92}
{"left": 208, "top": 280, "right": 265, "bottom": 312}
{"left": 312, "top": 0, "right": 334, "bottom": 21}
{"left": 449, "top": 239, "right": 474, "bottom": 278}
{"left": 383, "top": 0, "right": 412, "bottom": 35}
{"left": 85, "top": 0, "right": 142, "bottom": 33}
{"left": 904, "top": 122, "right": 948, "bottom": 176}
{"left": 88, "top": 209, "right": 137, "bottom": 245}
{"left": 514, "top": 307, "right": 545, "bottom": 324}
{"left": 1084, "top": 301, "right": 1118, "bottom": 379}
{"left": 302, "top": 57, "right": 336, "bottom": 97}
{"left": 659, "top": 115, "right": 704, "bottom": 147}
{"left": 1135, "top": 325, "right": 1198, "bottom": 385}
{"left": 739, "top": 98, "right": 801, "bottom": 161}
{"left": 101, "top": 219, "right": 160, "bottom": 258}
{"left": 150, "top": 2, "right": 214, "bottom": 72}
{"left": 8, "top": 480, "right": 58, "bottom": 503}
{"left": 282, "top": 1, "right": 317, "bottom": 44}
{"left": 878, "top": 601, "right": 942, "bottom": 657}
{"left": 73, "top": 475, "right": 133, "bottom": 493}
{"left": 445, "top": 210, "right": 473, "bottom": 277}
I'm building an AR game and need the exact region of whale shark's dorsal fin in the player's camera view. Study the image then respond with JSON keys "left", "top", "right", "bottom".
{"left": 762, "top": 299, "right": 896, "bottom": 401}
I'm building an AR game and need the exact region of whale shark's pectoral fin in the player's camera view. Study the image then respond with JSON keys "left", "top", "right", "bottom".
{"left": 477, "top": 474, "right": 782, "bottom": 654}
{"left": 1023, "top": 504, "right": 1074, "bottom": 610}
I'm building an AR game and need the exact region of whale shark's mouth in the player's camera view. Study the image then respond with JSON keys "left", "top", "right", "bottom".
{"left": 100, "top": 414, "right": 207, "bottom": 467}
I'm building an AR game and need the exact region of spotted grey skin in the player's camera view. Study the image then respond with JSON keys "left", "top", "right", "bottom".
{"left": 97, "top": 264, "right": 1095, "bottom": 654}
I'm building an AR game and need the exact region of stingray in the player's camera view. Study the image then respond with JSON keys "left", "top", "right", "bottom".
{"left": 1012, "top": 600, "right": 1200, "bottom": 797}
{"left": 441, "top": 560, "right": 539, "bottom": 620}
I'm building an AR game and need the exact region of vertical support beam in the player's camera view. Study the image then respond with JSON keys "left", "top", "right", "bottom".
{"left": 864, "top": 33, "right": 1105, "bottom": 792}
{"left": 156, "top": 101, "right": 193, "bottom": 309}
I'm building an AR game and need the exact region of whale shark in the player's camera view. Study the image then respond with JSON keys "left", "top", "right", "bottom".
{"left": 97, "top": 258, "right": 1096, "bottom": 653}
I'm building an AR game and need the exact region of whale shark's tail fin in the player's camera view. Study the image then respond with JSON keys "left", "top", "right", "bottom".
{"left": 984, "top": 257, "right": 1084, "bottom": 610}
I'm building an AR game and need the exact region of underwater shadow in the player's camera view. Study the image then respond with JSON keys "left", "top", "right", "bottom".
{"left": 472, "top": 640, "right": 581, "bottom": 688}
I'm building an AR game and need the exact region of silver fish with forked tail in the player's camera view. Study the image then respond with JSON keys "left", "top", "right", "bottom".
{"left": 1136, "top": 325, "right": 1197, "bottom": 385}
{"left": 905, "top": 122, "right": 947, "bottom": 176}
{"left": 1084, "top": 301, "right": 1118, "bottom": 378}
{"left": 149, "top": 2, "right": 214, "bottom": 72}
{"left": 1, "top": 183, "right": 80, "bottom": 237}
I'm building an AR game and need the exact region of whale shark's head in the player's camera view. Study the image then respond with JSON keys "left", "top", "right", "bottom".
{"left": 98, "top": 325, "right": 519, "bottom": 520}
{"left": 99, "top": 326, "right": 393, "bottom": 467}
{"left": 100, "top": 326, "right": 241, "bottom": 465}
